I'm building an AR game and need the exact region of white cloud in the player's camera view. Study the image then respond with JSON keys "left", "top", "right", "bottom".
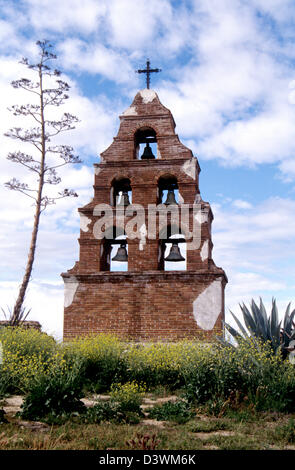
{"left": 23, "top": 0, "right": 106, "bottom": 34}
{"left": 0, "top": 280, "right": 64, "bottom": 340}
{"left": 58, "top": 39, "right": 135, "bottom": 86}
{"left": 210, "top": 196, "right": 295, "bottom": 319}
{"left": 232, "top": 199, "right": 253, "bottom": 209}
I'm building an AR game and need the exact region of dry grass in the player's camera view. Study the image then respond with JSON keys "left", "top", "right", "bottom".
{"left": 1, "top": 393, "right": 295, "bottom": 450}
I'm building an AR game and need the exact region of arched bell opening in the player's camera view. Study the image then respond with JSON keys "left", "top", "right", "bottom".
{"left": 101, "top": 227, "right": 128, "bottom": 272}
{"left": 134, "top": 127, "right": 157, "bottom": 160}
{"left": 111, "top": 177, "right": 132, "bottom": 207}
{"left": 158, "top": 175, "right": 179, "bottom": 205}
{"left": 158, "top": 225, "right": 186, "bottom": 272}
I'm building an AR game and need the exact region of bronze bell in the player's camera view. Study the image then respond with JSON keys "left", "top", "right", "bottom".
{"left": 112, "top": 243, "right": 128, "bottom": 262}
{"left": 117, "top": 191, "right": 130, "bottom": 206}
{"left": 164, "top": 242, "right": 185, "bottom": 262}
{"left": 164, "top": 189, "right": 178, "bottom": 205}
{"left": 141, "top": 142, "right": 155, "bottom": 159}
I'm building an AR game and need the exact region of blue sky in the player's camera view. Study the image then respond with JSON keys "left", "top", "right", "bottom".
{"left": 0, "top": 0, "right": 295, "bottom": 339}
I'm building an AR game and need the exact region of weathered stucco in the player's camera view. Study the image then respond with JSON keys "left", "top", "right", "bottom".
{"left": 178, "top": 192, "right": 184, "bottom": 204}
{"left": 194, "top": 210, "right": 208, "bottom": 224}
{"left": 80, "top": 214, "right": 91, "bottom": 232}
{"left": 64, "top": 276, "right": 79, "bottom": 308}
{"left": 140, "top": 89, "right": 157, "bottom": 104}
{"left": 122, "top": 105, "right": 137, "bottom": 116}
{"left": 139, "top": 223, "right": 147, "bottom": 251}
{"left": 182, "top": 158, "right": 196, "bottom": 180}
{"left": 193, "top": 279, "right": 222, "bottom": 330}
{"left": 200, "top": 240, "right": 209, "bottom": 261}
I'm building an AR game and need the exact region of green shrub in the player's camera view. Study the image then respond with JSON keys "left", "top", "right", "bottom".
{"left": 63, "top": 334, "right": 128, "bottom": 392}
{"left": 0, "top": 368, "right": 11, "bottom": 398}
{"left": 109, "top": 381, "right": 146, "bottom": 414}
{"left": 0, "top": 326, "right": 59, "bottom": 394}
{"left": 125, "top": 341, "right": 205, "bottom": 389}
{"left": 82, "top": 381, "right": 146, "bottom": 424}
{"left": 0, "top": 326, "right": 56, "bottom": 360}
{"left": 147, "top": 399, "right": 194, "bottom": 424}
{"left": 20, "top": 360, "right": 86, "bottom": 421}
{"left": 83, "top": 400, "right": 141, "bottom": 424}
{"left": 182, "top": 338, "right": 295, "bottom": 412}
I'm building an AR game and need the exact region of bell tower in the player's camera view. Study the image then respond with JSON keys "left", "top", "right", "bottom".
{"left": 62, "top": 86, "right": 227, "bottom": 341}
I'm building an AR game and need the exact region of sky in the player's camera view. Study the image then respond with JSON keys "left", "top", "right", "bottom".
{"left": 0, "top": 0, "right": 295, "bottom": 340}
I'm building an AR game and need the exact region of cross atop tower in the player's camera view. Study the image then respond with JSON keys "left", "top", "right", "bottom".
{"left": 136, "top": 59, "right": 161, "bottom": 89}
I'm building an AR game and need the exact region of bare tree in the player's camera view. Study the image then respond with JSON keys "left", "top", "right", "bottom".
{"left": 4, "top": 40, "right": 81, "bottom": 325}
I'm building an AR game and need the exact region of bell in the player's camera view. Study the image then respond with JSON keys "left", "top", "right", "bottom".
{"left": 141, "top": 142, "right": 155, "bottom": 159}
{"left": 112, "top": 243, "right": 128, "bottom": 262}
{"left": 116, "top": 191, "right": 130, "bottom": 206}
{"left": 164, "top": 189, "right": 178, "bottom": 205}
{"left": 164, "top": 243, "right": 185, "bottom": 262}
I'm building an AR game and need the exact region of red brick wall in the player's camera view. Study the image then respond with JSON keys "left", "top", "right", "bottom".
{"left": 62, "top": 90, "right": 227, "bottom": 341}
{"left": 63, "top": 272, "right": 226, "bottom": 341}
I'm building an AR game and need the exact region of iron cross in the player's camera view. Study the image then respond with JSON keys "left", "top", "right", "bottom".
{"left": 136, "top": 59, "right": 162, "bottom": 89}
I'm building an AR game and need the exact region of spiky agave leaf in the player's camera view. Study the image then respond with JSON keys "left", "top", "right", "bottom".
{"left": 268, "top": 298, "right": 281, "bottom": 350}
{"left": 240, "top": 302, "right": 257, "bottom": 337}
{"left": 219, "top": 298, "right": 295, "bottom": 359}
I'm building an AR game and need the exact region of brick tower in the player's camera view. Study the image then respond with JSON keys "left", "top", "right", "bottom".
{"left": 62, "top": 88, "right": 227, "bottom": 341}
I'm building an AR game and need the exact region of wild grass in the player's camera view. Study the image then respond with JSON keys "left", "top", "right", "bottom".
{"left": 1, "top": 327, "right": 295, "bottom": 436}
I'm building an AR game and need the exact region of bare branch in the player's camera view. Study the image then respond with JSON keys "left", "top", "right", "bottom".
{"left": 44, "top": 167, "right": 61, "bottom": 185}
{"left": 9, "top": 104, "right": 42, "bottom": 124}
{"left": 40, "top": 188, "right": 78, "bottom": 211}
{"left": 11, "top": 78, "right": 40, "bottom": 96}
{"left": 46, "top": 113, "right": 80, "bottom": 136}
{"left": 47, "top": 145, "right": 82, "bottom": 166}
{"left": 4, "top": 178, "right": 38, "bottom": 201}
{"left": 4, "top": 127, "right": 46, "bottom": 144}
{"left": 7, "top": 151, "right": 41, "bottom": 173}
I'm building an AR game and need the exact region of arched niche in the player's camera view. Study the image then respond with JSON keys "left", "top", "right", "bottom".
{"left": 134, "top": 127, "right": 157, "bottom": 160}
{"left": 101, "top": 226, "right": 128, "bottom": 272}
{"left": 158, "top": 174, "right": 179, "bottom": 205}
{"left": 111, "top": 177, "right": 132, "bottom": 206}
{"left": 158, "top": 224, "right": 186, "bottom": 272}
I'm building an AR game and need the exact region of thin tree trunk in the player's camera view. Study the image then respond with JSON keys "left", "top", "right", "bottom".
{"left": 11, "top": 65, "right": 46, "bottom": 325}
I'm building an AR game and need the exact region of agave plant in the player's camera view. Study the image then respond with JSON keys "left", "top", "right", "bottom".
{"left": 218, "top": 298, "right": 295, "bottom": 360}
{"left": 1, "top": 304, "right": 31, "bottom": 327}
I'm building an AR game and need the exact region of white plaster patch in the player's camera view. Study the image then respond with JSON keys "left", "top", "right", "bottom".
{"left": 194, "top": 210, "right": 208, "bottom": 224}
{"left": 182, "top": 158, "right": 196, "bottom": 180}
{"left": 64, "top": 277, "right": 79, "bottom": 308}
{"left": 194, "top": 212, "right": 202, "bottom": 224}
{"left": 80, "top": 214, "right": 91, "bottom": 232}
{"left": 178, "top": 192, "right": 184, "bottom": 204}
{"left": 140, "top": 89, "right": 156, "bottom": 104}
{"left": 95, "top": 167, "right": 101, "bottom": 176}
{"left": 139, "top": 223, "right": 147, "bottom": 251}
{"left": 193, "top": 279, "right": 222, "bottom": 330}
{"left": 123, "top": 105, "right": 137, "bottom": 116}
{"left": 200, "top": 240, "right": 209, "bottom": 261}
